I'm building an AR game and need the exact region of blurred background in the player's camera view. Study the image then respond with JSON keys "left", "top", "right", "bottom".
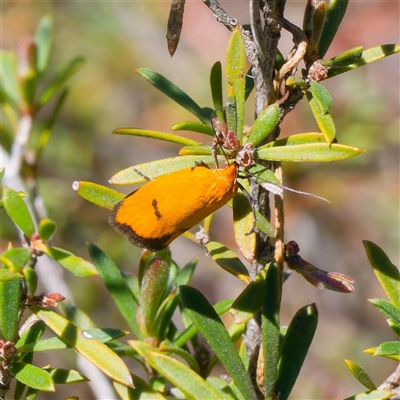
{"left": 2, "top": 1, "right": 399, "bottom": 398}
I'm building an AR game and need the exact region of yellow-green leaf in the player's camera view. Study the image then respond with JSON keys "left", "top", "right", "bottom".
{"left": 32, "top": 307, "right": 134, "bottom": 388}
{"left": 113, "top": 128, "right": 200, "bottom": 146}
{"left": 72, "top": 181, "right": 124, "bottom": 210}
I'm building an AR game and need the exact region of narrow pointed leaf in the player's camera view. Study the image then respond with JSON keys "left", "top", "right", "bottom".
{"left": 274, "top": 304, "right": 318, "bottom": 400}
{"left": 34, "top": 243, "right": 97, "bottom": 277}
{"left": 262, "top": 262, "right": 281, "bottom": 397}
{"left": 344, "top": 360, "right": 376, "bottom": 390}
{"left": 327, "top": 44, "right": 400, "bottom": 78}
{"left": 34, "top": 15, "right": 53, "bottom": 74}
{"left": 255, "top": 210, "right": 276, "bottom": 238}
{"left": 233, "top": 192, "right": 256, "bottom": 263}
{"left": 372, "top": 341, "right": 400, "bottom": 361}
{"left": 114, "top": 374, "right": 167, "bottom": 400}
{"left": 37, "top": 57, "right": 85, "bottom": 108}
{"left": 0, "top": 279, "right": 22, "bottom": 341}
{"left": 130, "top": 340, "right": 221, "bottom": 399}
{"left": 3, "top": 187, "right": 35, "bottom": 238}
{"left": 369, "top": 298, "right": 400, "bottom": 330}
{"left": 247, "top": 104, "right": 279, "bottom": 146}
{"left": 306, "top": 91, "right": 335, "bottom": 144}
{"left": 309, "top": 80, "right": 333, "bottom": 113}
{"left": 58, "top": 298, "right": 97, "bottom": 330}
{"left": 87, "top": 242, "right": 140, "bottom": 339}
{"left": 0, "top": 269, "right": 23, "bottom": 281}
{"left": 210, "top": 61, "right": 224, "bottom": 114}
{"left": 179, "top": 145, "right": 215, "bottom": 156}
{"left": 8, "top": 363, "right": 55, "bottom": 392}
{"left": 322, "top": 46, "right": 364, "bottom": 68}
{"left": 230, "top": 267, "right": 268, "bottom": 324}
{"left": 109, "top": 155, "right": 219, "bottom": 185}
{"left": 171, "top": 121, "right": 215, "bottom": 136}
{"left": 226, "top": 26, "right": 246, "bottom": 140}
{"left": 257, "top": 141, "right": 363, "bottom": 162}
{"left": 113, "top": 128, "right": 200, "bottom": 146}
{"left": 318, "top": 0, "right": 349, "bottom": 58}
{"left": 137, "top": 68, "right": 210, "bottom": 124}
{"left": 364, "top": 241, "right": 400, "bottom": 309}
{"left": 180, "top": 286, "right": 258, "bottom": 400}
{"left": 226, "top": 87, "right": 237, "bottom": 136}
{"left": 31, "top": 307, "right": 134, "bottom": 388}
{"left": 159, "top": 339, "right": 200, "bottom": 373}
{"left": 205, "top": 241, "right": 250, "bottom": 283}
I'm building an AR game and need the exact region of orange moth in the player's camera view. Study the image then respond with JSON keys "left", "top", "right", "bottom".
{"left": 108, "top": 162, "right": 239, "bottom": 251}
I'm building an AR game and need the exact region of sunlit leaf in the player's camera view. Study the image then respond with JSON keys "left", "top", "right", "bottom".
{"left": 180, "top": 286, "right": 258, "bottom": 400}
{"left": 32, "top": 307, "right": 134, "bottom": 388}
{"left": 1, "top": 248, "right": 31, "bottom": 272}
{"left": 171, "top": 121, "right": 214, "bottom": 136}
{"left": 3, "top": 187, "right": 35, "bottom": 238}
{"left": 226, "top": 26, "right": 246, "bottom": 140}
{"left": 318, "top": 0, "right": 349, "bottom": 58}
{"left": 247, "top": 104, "right": 279, "bottom": 146}
{"left": 257, "top": 141, "right": 363, "bottom": 162}
{"left": 8, "top": 363, "right": 55, "bottom": 392}
{"left": 130, "top": 340, "right": 221, "bottom": 399}
{"left": 344, "top": 360, "right": 376, "bottom": 390}
{"left": 38, "top": 218, "right": 56, "bottom": 241}
{"left": 0, "top": 279, "right": 22, "bottom": 341}
{"left": 205, "top": 241, "right": 250, "bottom": 283}
{"left": 364, "top": 241, "right": 400, "bottom": 309}
{"left": 113, "top": 128, "right": 200, "bottom": 146}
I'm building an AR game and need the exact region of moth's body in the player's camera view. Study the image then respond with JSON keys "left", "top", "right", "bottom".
{"left": 108, "top": 163, "right": 239, "bottom": 251}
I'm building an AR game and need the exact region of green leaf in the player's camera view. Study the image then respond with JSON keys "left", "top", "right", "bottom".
{"left": 113, "top": 128, "right": 200, "bottom": 146}
{"left": 0, "top": 269, "right": 24, "bottom": 282}
{"left": 306, "top": 91, "right": 335, "bottom": 144}
{"left": 139, "top": 257, "right": 170, "bottom": 338}
{"left": 0, "top": 279, "right": 22, "bottom": 341}
{"left": 37, "top": 57, "right": 85, "bottom": 108}
{"left": 173, "top": 298, "right": 234, "bottom": 348}
{"left": 254, "top": 210, "right": 276, "bottom": 238}
{"left": 226, "top": 26, "right": 246, "bottom": 140}
{"left": 274, "top": 304, "right": 318, "bottom": 400}
{"left": 327, "top": 44, "right": 400, "bottom": 79}
{"left": 46, "top": 367, "right": 89, "bottom": 384}
{"left": 372, "top": 341, "right": 400, "bottom": 361}
{"left": 262, "top": 263, "right": 281, "bottom": 397}
{"left": 0, "top": 167, "right": 5, "bottom": 183}
{"left": 72, "top": 181, "right": 124, "bottom": 210}
{"left": 58, "top": 298, "right": 97, "bottom": 330}
{"left": 8, "top": 363, "right": 55, "bottom": 392}
{"left": 114, "top": 374, "right": 167, "bottom": 400}
{"left": 257, "top": 141, "right": 363, "bottom": 162}
{"left": 318, "top": 0, "right": 349, "bottom": 58}
{"left": 364, "top": 241, "right": 400, "bottom": 309}
{"left": 285, "top": 76, "right": 307, "bottom": 88}
{"left": 344, "top": 360, "right": 376, "bottom": 390}
{"left": 179, "top": 145, "right": 215, "bottom": 156}
{"left": 344, "top": 391, "right": 392, "bottom": 400}
{"left": 0, "top": 51, "right": 21, "bottom": 107}
{"left": 3, "top": 187, "right": 35, "bottom": 238}
{"left": 230, "top": 267, "right": 268, "bottom": 324}
{"left": 171, "top": 121, "right": 215, "bottom": 136}
{"left": 159, "top": 339, "right": 200, "bottom": 373}
{"left": 309, "top": 80, "right": 333, "bottom": 113}
{"left": 137, "top": 68, "right": 210, "bottom": 124}
{"left": 247, "top": 104, "right": 280, "bottom": 146}
{"left": 210, "top": 61, "right": 224, "bottom": 116}
{"left": 205, "top": 241, "right": 250, "bottom": 283}
{"left": 1, "top": 248, "right": 31, "bottom": 272}
{"left": 23, "top": 267, "right": 38, "bottom": 295}
{"left": 130, "top": 340, "right": 221, "bottom": 399}
{"left": 109, "top": 155, "right": 221, "bottom": 185}
{"left": 369, "top": 298, "right": 400, "bottom": 332}
{"left": 322, "top": 46, "right": 364, "bottom": 68}
{"left": 38, "top": 218, "right": 57, "bottom": 241}
{"left": 35, "top": 244, "right": 97, "bottom": 277}
{"left": 31, "top": 307, "right": 134, "bottom": 388}
{"left": 34, "top": 15, "right": 53, "bottom": 74}
{"left": 87, "top": 242, "right": 140, "bottom": 339}
{"left": 245, "top": 67, "right": 254, "bottom": 100}
{"left": 180, "top": 286, "right": 258, "bottom": 400}
{"left": 233, "top": 191, "right": 256, "bottom": 264}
